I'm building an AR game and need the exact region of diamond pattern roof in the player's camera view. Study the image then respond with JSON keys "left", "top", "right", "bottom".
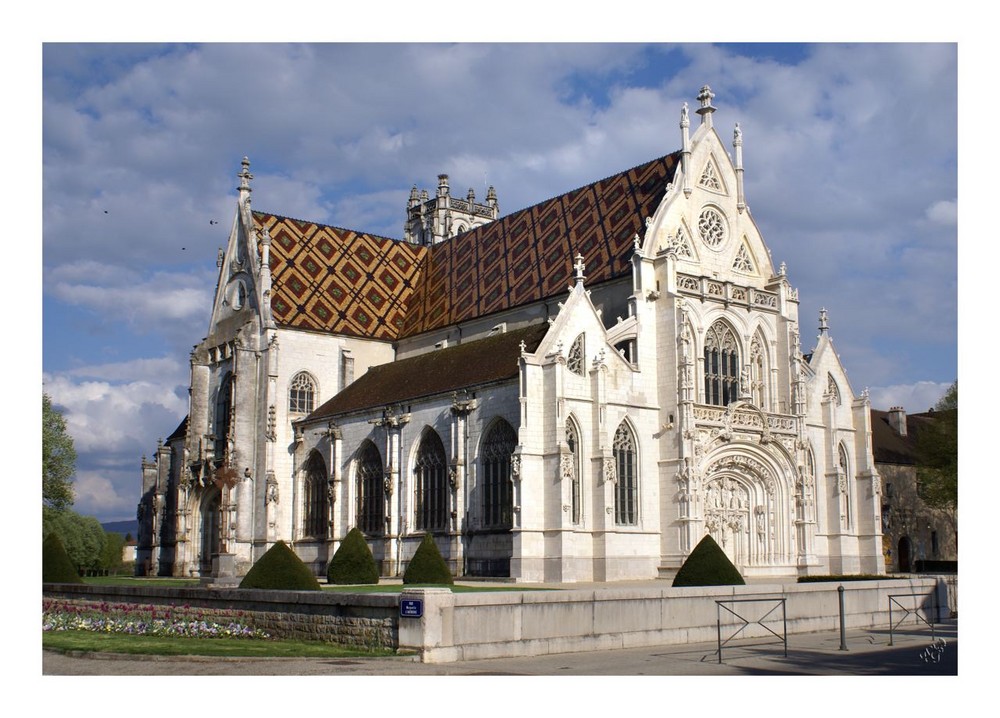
{"left": 255, "top": 152, "right": 679, "bottom": 340}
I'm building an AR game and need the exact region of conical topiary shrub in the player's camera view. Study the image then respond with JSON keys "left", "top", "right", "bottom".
{"left": 43, "top": 532, "right": 83, "bottom": 584}
{"left": 327, "top": 527, "right": 379, "bottom": 585}
{"left": 402, "top": 534, "right": 454, "bottom": 585}
{"left": 672, "top": 533, "right": 746, "bottom": 587}
{"left": 239, "top": 540, "right": 321, "bottom": 590}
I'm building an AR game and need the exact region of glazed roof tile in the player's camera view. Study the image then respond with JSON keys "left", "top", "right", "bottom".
{"left": 255, "top": 152, "right": 680, "bottom": 340}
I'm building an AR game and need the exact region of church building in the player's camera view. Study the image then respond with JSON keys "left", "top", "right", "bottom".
{"left": 137, "top": 86, "right": 885, "bottom": 581}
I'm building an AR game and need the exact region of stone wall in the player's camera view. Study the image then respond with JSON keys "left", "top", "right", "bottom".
{"left": 398, "top": 577, "right": 948, "bottom": 663}
{"left": 42, "top": 584, "right": 397, "bottom": 650}
{"left": 44, "top": 577, "right": 950, "bottom": 663}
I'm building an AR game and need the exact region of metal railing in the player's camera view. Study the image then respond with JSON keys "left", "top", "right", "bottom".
{"left": 888, "top": 592, "right": 938, "bottom": 646}
{"left": 714, "top": 597, "right": 787, "bottom": 664}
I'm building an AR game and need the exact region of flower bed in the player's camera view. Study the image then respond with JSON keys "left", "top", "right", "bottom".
{"left": 42, "top": 599, "right": 270, "bottom": 639}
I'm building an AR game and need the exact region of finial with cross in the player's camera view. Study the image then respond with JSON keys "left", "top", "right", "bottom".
{"left": 574, "top": 253, "right": 586, "bottom": 284}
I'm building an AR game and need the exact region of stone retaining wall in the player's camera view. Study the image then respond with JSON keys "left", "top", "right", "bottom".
{"left": 398, "top": 577, "right": 948, "bottom": 663}
{"left": 44, "top": 577, "right": 950, "bottom": 663}
{"left": 42, "top": 584, "right": 397, "bottom": 650}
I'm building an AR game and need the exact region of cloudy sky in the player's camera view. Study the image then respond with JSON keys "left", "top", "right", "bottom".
{"left": 34, "top": 38, "right": 960, "bottom": 524}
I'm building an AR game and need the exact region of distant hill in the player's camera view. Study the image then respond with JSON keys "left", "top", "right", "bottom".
{"left": 102, "top": 520, "right": 138, "bottom": 538}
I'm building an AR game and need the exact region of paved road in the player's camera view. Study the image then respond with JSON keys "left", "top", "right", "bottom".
{"left": 43, "top": 620, "right": 956, "bottom": 676}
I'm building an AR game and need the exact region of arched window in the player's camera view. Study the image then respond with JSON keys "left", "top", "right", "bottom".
{"left": 356, "top": 442, "right": 384, "bottom": 535}
{"left": 567, "top": 333, "right": 585, "bottom": 376}
{"left": 289, "top": 372, "right": 316, "bottom": 414}
{"left": 565, "top": 419, "right": 581, "bottom": 524}
{"left": 303, "top": 451, "right": 328, "bottom": 539}
{"left": 414, "top": 430, "right": 448, "bottom": 532}
{"left": 214, "top": 372, "right": 233, "bottom": 462}
{"left": 613, "top": 421, "right": 638, "bottom": 525}
{"left": 481, "top": 420, "right": 517, "bottom": 529}
{"left": 704, "top": 320, "right": 740, "bottom": 406}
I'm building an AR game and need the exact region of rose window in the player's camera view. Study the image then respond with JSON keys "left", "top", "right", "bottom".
{"left": 698, "top": 208, "right": 726, "bottom": 248}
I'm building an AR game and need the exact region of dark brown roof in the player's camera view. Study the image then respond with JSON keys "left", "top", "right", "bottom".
{"left": 305, "top": 323, "right": 550, "bottom": 420}
{"left": 256, "top": 152, "right": 679, "bottom": 341}
{"left": 870, "top": 409, "right": 939, "bottom": 465}
{"left": 166, "top": 416, "right": 188, "bottom": 443}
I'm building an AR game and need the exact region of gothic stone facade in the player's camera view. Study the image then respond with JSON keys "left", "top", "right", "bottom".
{"left": 137, "top": 86, "right": 885, "bottom": 581}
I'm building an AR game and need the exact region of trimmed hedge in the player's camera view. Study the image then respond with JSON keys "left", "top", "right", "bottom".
{"left": 43, "top": 532, "right": 83, "bottom": 584}
{"left": 672, "top": 534, "right": 745, "bottom": 587}
{"left": 798, "top": 574, "right": 899, "bottom": 583}
{"left": 239, "top": 540, "right": 321, "bottom": 591}
{"left": 403, "top": 534, "right": 454, "bottom": 585}
{"left": 327, "top": 528, "right": 379, "bottom": 585}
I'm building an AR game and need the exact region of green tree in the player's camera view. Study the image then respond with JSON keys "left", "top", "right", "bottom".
{"left": 43, "top": 510, "right": 106, "bottom": 573}
{"left": 916, "top": 381, "right": 958, "bottom": 510}
{"left": 43, "top": 393, "right": 76, "bottom": 512}
{"left": 100, "top": 531, "right": 126, "bottom": 574}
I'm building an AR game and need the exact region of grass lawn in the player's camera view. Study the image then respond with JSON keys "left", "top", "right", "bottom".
{"left": 322, "top": 583, "right": 557, "bottom": 593}
{"left": 77, "top": 576, "right": 556, "bottom": 592}
{"left": 84, "top": 576, "right": 200, "bottom": 588}
{"left": 43, "top": 630, "right": 394, "bottom": 658}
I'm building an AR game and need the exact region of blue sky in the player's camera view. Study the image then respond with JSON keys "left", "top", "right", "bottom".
{"left": 31, "top": 32, "right": 962, "bottom": 526}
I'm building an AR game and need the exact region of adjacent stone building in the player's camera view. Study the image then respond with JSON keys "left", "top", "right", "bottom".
{"left": 138, "top": 86, "right": 886, "bottom": 581}
{"left": 871, "top": 407, "right": 957, "bottom": 572}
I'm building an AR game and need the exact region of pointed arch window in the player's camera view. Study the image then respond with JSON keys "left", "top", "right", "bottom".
{"left": 303, "top": 451, "right": 329, "bottom": 539}
{"left": 481, "top": 420, "right": 517, "bottom": 529}
{"left": 565, "top": 419, "right": 581, "bottom": 524}
{"left": 356, "top": 442, "right": 385, "bottom": 536}
{"left": 289, "top": 372, "right": 316, "bottom": 414}
{"left": 567, "top": 333, "right": 585, "bottom": 376}
{"left": 214, "top": 372, "right": 233, "bottom": 462}
{"left": 613, "top": 422, "right": 638, "bottom": 525}
{"left": 704, "top": 321, "right": 740, "bottom": 406}
{"left": 414, "top": 430, "right": 448, "bottom": 532}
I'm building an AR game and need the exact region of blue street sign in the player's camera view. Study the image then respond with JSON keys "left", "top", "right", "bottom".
{"left": 400, "top": 598, "right": 424, "bottom": 618}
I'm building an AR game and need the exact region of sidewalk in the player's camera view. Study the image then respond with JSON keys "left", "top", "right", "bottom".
{"left": 42, "top": 619, "right": 957, "bottom": 676}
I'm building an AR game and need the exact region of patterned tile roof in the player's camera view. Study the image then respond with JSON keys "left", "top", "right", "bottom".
{"left": 254, "top": 213, "right": 427, "bottom": 340}
{"left": 401, "top": 152, "right": 680, "bottom": 337}
{"left": 255, "top": 152, "right": 679, "bottom": 340}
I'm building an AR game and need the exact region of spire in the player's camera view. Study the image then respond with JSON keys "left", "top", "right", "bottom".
{"left": 733, "top": 123, "right": 746, "bottom": 213}
{"left": 819, "top": 307, "right": 829, "bottom": 335}
{"left": 237, "top": 156, "right": 253, "bottom": 205}
{"left": 680, "top": 102, "right": 692, "bottom": 197}
{"left": 487, "top": 185, "right": 499, "bottom": 216}
{"left": 696, "top": 85, "right": 717, "bottom": 128}
{"left": 573, "top": 253, "right": 586, "bottom": 285}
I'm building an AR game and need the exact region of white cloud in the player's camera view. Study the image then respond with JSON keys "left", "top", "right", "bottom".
{"left": 45, "top": 263, "right": 215, "bottom": 333}
{"left": 868, "top": 381, "right": 952, "bottom": 413}
{"left": 926, "top": 200, "right": 957, "bottom": 225}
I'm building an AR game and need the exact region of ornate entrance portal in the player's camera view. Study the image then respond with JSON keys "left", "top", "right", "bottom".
{"left": 701, "top": 451, "right": 793, "bottom": 571}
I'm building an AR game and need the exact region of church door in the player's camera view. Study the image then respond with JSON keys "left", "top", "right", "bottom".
{"left": 897, "top": 536, "right": 912, "bottom": 573}
{"left": 199, "top": 489, "right": 222, "bottom": 574}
